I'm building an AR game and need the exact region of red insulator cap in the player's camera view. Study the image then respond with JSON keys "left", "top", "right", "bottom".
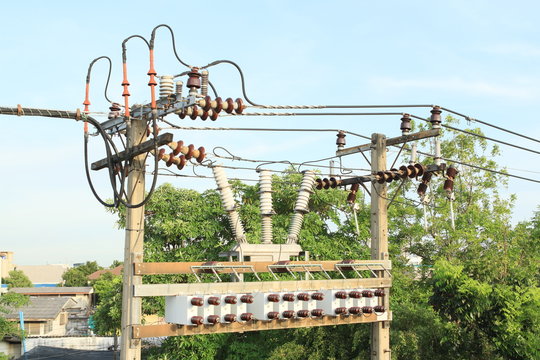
{"left": 282, "top": 310, "right": 295, "bottom": 319}
{"left": 235, "top": 98, "right": 244, "bottom": 114}
{"left": 207, "top": 296, "right": 221, "bottom": 305}
{"left": 283, "top": 293, "right": 295, "bottom": 302}
{"left": 190, "top": 297, "right": 204, "bottom": 306}
{"left": 191, "top": 316, "right": 204, "bottom": 325}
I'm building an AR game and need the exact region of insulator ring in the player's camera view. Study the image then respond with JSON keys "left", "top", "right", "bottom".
{"left": 224, "top": 296, "right": 237, "bottom": 304}
{"left": 267, "top": 312, "right": 280, "bottom": 320}
{"left": 225, "top": 98, "right": 235, "bottom": 114}
{"left": 214, "top": 97, "right": 223, "bottom": 113}
{"left": 282, "top": 310, "right": 295, "bottom": 319}
{"left": 311, "top": 292, "right": 324, "bottom": 301}
{"left": 190, "top": 106, "right": 199, "bottom": 120}
{"left": 184, "top": 144, "right": 194, "bottom": 160}
{"left": 177, "top": 155, "right": 186, "bottom": 170}
{"left": 191, "top": 298, "right": 204, "bottom": 306}
{"left": 240, "top": 295, "right": 254, "bottom": 304}
{"left": 210, "top": 110, "right": 219, "bottom": 121}
{"left": 166, "top": 153, "right": 175, "bottom": 167}
{"left": 224, "top": 314, "right": 237, "bottom": 323}
{"left": 335, "top": 307, "right": 347, "bottom": 315}
{"left": 207, "top": 315, "right": 220, "bottom": 324}
{"left": 335, "top": 291, "right": 347, "bottom": 299}
{"left": 178, "top": 109, "right": 186, "bottom": 119}
{"left": 157, "top": 148, "right": 166, "bottom": 160}
{"left": 201, "top": 111, "right": 209, "bottom": 121}
{"left": 315, "top": 178, "right": 323, "bottom": 190}
{"left": 235, "top": 98, "right": 244, "bottom": 114}
{"left": 297, "top": 293, "right": 310, "bottom": 301}
{"left": 173, "top": 141, "right": 184, "bottom": 156}
{"left": 203, "top": 96, "right": 212, "bottom": 111}
{"left": 362, "top": 290, "right": 374, "bottom": 298}
{"left": 283, "top": 293, "right": 295, "bottom": 302}
{"left": 240, "top": 313, "right": 253, "bottom": 321}
{"left": 191, "top": 316, "right": 204, "bottom": 325}
{"left": 311, "top": 309, "right": 324, "bottom": 317}
{"left": 349, "top": 307, "right": 362, "bottom": 315}
{"left": 196, "top": 147, "right": 206, "bottom": 163}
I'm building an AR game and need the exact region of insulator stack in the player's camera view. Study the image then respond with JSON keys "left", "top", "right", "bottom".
{"left": 311, "top": 309, "right": 324, "bottom": 317}
{"left": 374, "top": 289, "right": 385, "bottom": 297}
{"left": 151, "top": 149, "right": 187, "bottom": 171}
{"left": 400, "top": 113, "right": 412, "bottom": 135}
{"left": 336, "top": 131, "right": 346, "bottom": 150}
{"left": 315, "top": 177, "right": 341, "bottom": 190}
{"left": 287, "top": 171, "right": 316, "bottom": 244}
{"left": 159, "top": 75, "right": 175, "bottom": 98}
{"left": 177, "top": 97, "right": 245, "bottom": 121}
{"left": 201, "top": 70, "right": 209, "bottom": 96}
{"left": 443, "top": 166, "right": 459, "bottom": 193}
{"left": 335, "top": 307, "right": 347, "bottom": 315}
{"left": 212, "top": 166, "right": 247, "bottom": 243}
{"left": 175, "top": 81, "right": 183, "bottom": 98}
{"left": 108, "top": 103, "right": 122, "bottom": 120}
{"left": 417, "top": 172, "right": 433, "bottom": 197}
{"left": 347, "top": 183, "right": 360, "bottom": 204}
{"left": 165, "top": 141, "right": 206, "bottom": 163}
{"left": 362, "top": 290, "right": 373, "bottom": 298}
{"left": 187, "top": 69, "right": 201, "bottom": 96}
{"left": 430, "top": 106, "right": 442, "bottom": 128}
{"left": 259, "top": 170, "right": 274, "bottom": 244}
{"left": 349, "top": 307, "right": 362, "bottom": 315}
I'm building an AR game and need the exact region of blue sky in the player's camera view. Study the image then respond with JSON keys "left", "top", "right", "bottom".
{"left": 0, "top": 1, "right": 539, "bottom": 266}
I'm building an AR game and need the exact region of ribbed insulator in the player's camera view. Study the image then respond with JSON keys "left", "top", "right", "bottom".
{"left": 261, "top": 216, "right": 272, "bottom": 244}
{"left": 201, "top": 70, "right": 209, "bottom": 96}
{"left": 159, "top": 75, "right": 175, "bottom": 98}
{"left": 287, "top": 213, "right": 304, "bottom": 244}
{"left": 175, "top": 81, "right": 183, "bottom": 97}
{"left": 294, "top": 171, "right": 316, "bottom": 212}
{"left": 259, "top": 170, "right": 273, "bottom": 215}
{"left": 212, "top": 166, "right": 246, "bottom": 243}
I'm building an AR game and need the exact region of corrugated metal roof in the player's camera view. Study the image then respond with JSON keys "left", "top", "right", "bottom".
{"left": 10, "top": 287, "right": 93, "bottom": 295}
{"left": 17, "top": 346, "right": 114, "bottom": 359}
{"left": 4, "top": 296, "right": 74, "bottom": 321}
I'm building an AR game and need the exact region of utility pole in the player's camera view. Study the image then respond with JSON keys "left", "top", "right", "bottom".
{"left": 120, "top": 117, "right": 146, "bottom": 360}
{"left": 370, "top": 133, "right": 390, "bottom": 360}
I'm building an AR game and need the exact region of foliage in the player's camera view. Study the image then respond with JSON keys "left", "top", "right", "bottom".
{"left": 104, "top": 116, "right": 539, "bottom": 359}
{"left": 0, "top": 292, "right": 29, "bottom": 338}
{"left": 3, "top": 270, "right": 33, "bottom": 289}
{"left": 92, "top": 272, "right": 122, "bottom": 336}
{"left": 61, "top": 261, "right": 102, "bottom": 287}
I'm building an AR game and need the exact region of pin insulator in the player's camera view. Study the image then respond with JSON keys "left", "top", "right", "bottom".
{"left": 335, "top": 291, "right": 348, "bottom": 299}
{"left": 241, "top": 295, "right": 254, "bottom": 304}
{"left": 362, "top": 290, "right": 374, "bottom": 298}
{"left": 430, "top": 106, "right": 442, "bottom": 126}
{"left": 191, "top": 298, "right": 204, "bottom": 306}
{"left": 267, "top": 312, "right": 280, "bottom": 320}
{"left": 191, "top": 316, "right": 204, "bottom": 325}
{"left": 282, "top": 310, "right": 295, "bottom": 319}
{"left": 400, "top": 113, "right": 412, "bottom": 133}
{"left": 283, "top": 293, "right": 295, "bottom": 302}
{"left": 224, "top": 296, "right": 237, "bottom": 304}
{"left": 297, "top": 293, "right": 310, "bottom": 301}
{"left": 335, "top": 307, "right": 348, "bottom": 315}
{"left": 267, "top": 294, "right": 280, "bottom": 302}
{"left": 336, "top": 131, "right": 346, "bottom": 147}
{"left": 207, "top": 297, "right": 221, "bottom": 305}
{"left": 240, "top": 313, "right": 253, "bottom": 321}
{"left": 224, "top": 314, "right": 237, "bottom": 323}
{"left": 349, "top": 307, "right": 362, "bottom": 315}
{"left": 207, "top": 315, "right": 220, "bottom": 324}
{"left": 311, "top": 293, "right": 324, "bottom": 301}
{"left": 311, "top": 309, "right": 324, "bottom": 317}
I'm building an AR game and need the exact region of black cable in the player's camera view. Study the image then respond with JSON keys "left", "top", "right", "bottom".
{"left": 202, "top": 59, "right": 260, "bottom": 106}
{"left": 86, "top": 56, "right": 113, "bottom": 104}
{"left": 150, "top": 24, "right": 190, "bottom": 67}
{"left": 121, "top": 35, "right": 150, "bottom": 63}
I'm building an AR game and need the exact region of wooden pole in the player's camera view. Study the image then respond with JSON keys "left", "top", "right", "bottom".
{"left": 370, "top": 133, "right": 391, "bottom": 360}
{"left": 120, "top": 117, "right": 146, "bottom": 360}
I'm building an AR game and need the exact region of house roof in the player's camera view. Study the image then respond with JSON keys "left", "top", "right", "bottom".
{"left": 17, "top": 346, "right": 114, "bottom": 359}
{"left": 15, "top": 265, "right": 70, "bottom": 284}
{"left": 4, "top": 296, "right": 74, "bottom": 321}
{"left": 10, "top": 287, "right": 93, "bottom": 295}
{"left": 87, "top": 265, "right": 123, "bottom": 280}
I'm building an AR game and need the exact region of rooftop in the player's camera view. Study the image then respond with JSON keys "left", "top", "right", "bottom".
{"left": 10, "top": 287, "right": 93, "bottom": 295}
{"left": 4, "top": 296, "right": 73, "bottom": 321}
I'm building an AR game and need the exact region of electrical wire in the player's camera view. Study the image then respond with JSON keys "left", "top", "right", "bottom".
{"left": 150, "top": 24, "right": 190, "bottom": 68}
{"left": 223, "top": 112, "right": 404, "bottom": 117}
{"left": 85, "top": 56, "right": 113, "bottom": 104}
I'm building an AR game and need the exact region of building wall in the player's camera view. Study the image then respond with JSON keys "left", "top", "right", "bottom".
{"left": 25, "top": 336, "right": 114, "bottom": 352}
{"left": 0, "top": 340, "right": 21, "bottom": 359}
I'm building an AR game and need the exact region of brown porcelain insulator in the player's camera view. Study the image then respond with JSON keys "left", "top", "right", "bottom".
{"left": 191, "top": 316, "right": 204, "bottom": 325}
{"left": 311, "top": 309, "right": 324, "bottom": 317}
{"left": 443, "top": 179, "right": 454, "bottom": 192}
{"left": 157, "top": 148, "right": 166, "bottom": 160}
{"left": 282, "top": 310, "right": 296, "bottom": 319}
{"left": 430, "top": 106, "right": 442, "bottom": 126}
{"left": 187, "top": 70, "right": 201, "bottom": 89}
{"left": 297, "top": 310, "right": 310, "bottom": 318}
{"left": 202, "top": 96, "right": 212, "bottom": 111}
{"left": 191, "top": 297, "right": 204, "bottom": 306}
{"left": 407, "top": 164, "right": 417, "bottom": 178}
{"left": 178, "top": 109, "right": 186, "bottom": 119}
{"left": 207, "top": 315, "right": 220, "bottom": 324}
{"left": 173, "top": 141, "right": 184, "bottom": 156}
{"left": 214, "top": 97, "right": 223, "bottom": 113}
{"left": 329, "top": 177, "right": 340, "bottom": 188}
{"left": 210, "top": 110, "right": 219, "bottom": 121}
{"left": 224, "top": 296, "right": 237, "bottom": 304}
{"left": 177, "top": 155, "right": 186, "bottom": 170}
{"left": 311, "top": 292, "right": 324, "bottom": 301}
{"left": 201, "top": 111, "right": 209, "bottom": 121}
{"left": 374, "top": 289, "right": 385, "bottom": 297}
{"left": 241, "top": 295, "right": 254, "bottom": 304}
{"left": 225, "top": 98, "right": 235, "bottom": 114}
{"left": 362, "top": 306, "right": 374, "bottom": 314}
{"left": 400, "top": 113, "right": 412, "bottom": 133}
{"left": 190, "top": 106, "right": 199, "bottom": 120}
{"left": 235, "top": 98, "right": 244, "bottom": 114}
{"left": 376, "top": 171, "right": 386, "bottom": 184}
{"left": 349, "top": 307, "right": 362, "bottom": 315}
{"left": 297, "top": 293, "right": 310, "bottom": 301}
{"left": 267, "top": 312, "right": 280, "bottom": 320}
{"left": 335, "top": 307, "right": 348, "bottom": 315}
{"left": 196, "top": 147, "right": 206, "bottom": 163}
{"left": 335, "top": 291, "right": 348, "bottom": 299}
{"left": 349, "top": 291, "right": 362, "bottom": 299}
{"left": 347, "top": 183, "right": 360, "bottom": 204}
{"left": 267, "top": 294, "right": 280, "bottom": 302}
{"left": 384, "top": 171, "right": 395, "bottom": 183}
{"left": 283, "top": 293, "right": 295, "bottom": 302}
{"left": 315, "top": 178, "right": 323, "bottom": 190}
{"left": 166, "top": 153, "right": 175, "bottom": 167}
{"left": 336, "top": 131, "right": 346, "bottom": 147}
{"left": 224, "top": 314, "right": 237, "bottom": 323}
{"left": 374, "top": 306, "right": 386, "bottom": 313}
{"left": 417, "top": 183, "right": 428, "bottom": 196}
{"left": 240, "top": 313, "right": 253, "bottom": 321}
{"left": 362, "top": 290, "right": 374, "bottom": 298}
{"left": 185, "top": 144, "right": 195, "bottom": 160}
{"left": 446, "top": 166, "right": 458, "bottom": 179}
{"left": 207, "top": 297, "right": 221, "bottom": 305}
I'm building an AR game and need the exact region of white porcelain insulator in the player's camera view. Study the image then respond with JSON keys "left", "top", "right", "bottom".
{"left": 228, "top": 211, "right": 246, "bottom": 243}
{"left": 287, "top": 213, "right": 304, "bottom": 244}
{"left": 261, "top": 216, "right": 273, "bottom": 244}
{"left": 213, "top": 166, "right": 246, "bottom": 243}
{"left": 294, "top": 171, "right": 316, "bottom": 212}
{"left": 159, "top": 75, "right": 175, "bottom": 98}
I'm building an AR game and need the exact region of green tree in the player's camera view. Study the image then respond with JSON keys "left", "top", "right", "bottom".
{"left": 0, "top": 292, "right": 29, "bottom": 338}
{"left": 61, "top": 261, "right": 102, "bottom": 287}
{"left": 3, "top": 270, "right": 32, "bottom": 289}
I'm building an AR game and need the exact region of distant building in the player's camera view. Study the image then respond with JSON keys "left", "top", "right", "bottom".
{"left": 87, "top": 265, "right": 123, "bottom": 281}
{"left": 15, "top": 264, "right": 70, "bottom": 287}
{"left": 10, "top": 287, "right": 94, "bottom": 336}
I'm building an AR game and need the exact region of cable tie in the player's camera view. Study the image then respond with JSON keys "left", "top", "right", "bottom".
{"left": 75, "top": 108, "right": 81, "bottom": 121}
{"left": 17, "top": 104, "right": 24, "bottom": 116}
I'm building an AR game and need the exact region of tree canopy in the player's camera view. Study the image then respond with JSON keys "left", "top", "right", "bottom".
{"left": 3, "top": 269, "right": 33, "bottom": 289}
{"left": 61, "top": 261, "right": 102, "bottom": 287}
